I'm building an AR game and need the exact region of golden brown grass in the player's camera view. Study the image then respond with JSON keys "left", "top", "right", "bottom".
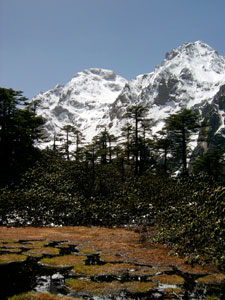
{"left": 177, "top": 263, "right": 211, "bottom": 275}
{"left": 152, "top": 274, "right": 185, "bottom": 285}
{"left": 39, "top": 254, "right": 86, "bottom": 268}
{"left": 0, "top": 247, "right": 21, "bottom": 253}
{"left": 1, "top": 226, "right": 223, "bottom": 299}
{"left": 73, "top": 263, "right": 134, "bottom": 276}
{"left": 66, "top": 278, "right": 157, "bottom": 295}
{"left": 23, "top": 247, "right": 60, "bottom": 257}
{"left": 20, "top": 241, "right": 49, "bottom": 249}
{"left": 0, "top": 253, "right": 27, "bottom": 264}
{"left": 196, "top": 273, "right": 225, "bottom": 284}
{"left": 8, "top": 292, "right": 82, "bottom": 300}
{"left": 0, "top": 226, "right": 213, "bottom": 275}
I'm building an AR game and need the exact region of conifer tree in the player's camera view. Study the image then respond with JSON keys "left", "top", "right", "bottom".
{"left": 61, "top": 125, "right": 74, "bottom": 160}
{"left": 121, "top": 122, "right": 132, "bottom": 164}
{"left": 0, "top": 88, "right": 44, "bottom": 186}
{"left": 164, "top": 108, "right": 201, "bottom": 174}
{"left": 193, "top": 149, "right": 224, "bottom": 180}
{"left": 73, "top": 128, "right": 85, "bottom": 161}
{"left": 123, "top": 105, "right": 149, "bottom": 175}
{"left": 155, "top": 130, "right": 173, "bottom": 173}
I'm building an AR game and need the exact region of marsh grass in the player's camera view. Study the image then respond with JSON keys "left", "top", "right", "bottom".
{"left": 196, "top": 273, "right": 225, "bottom": 284}
{"left": 0, "top": 242, "right": 23, "bottom": 248}
{"left": 0, "top": 248, "right": 21, "bottom": 253}
{"left": 23, "top": 247, "right": 60, "bottom": 257}
{"left": 21, "top": 241, "right": 50, "bottom": 249}
{"left": 152, "top": 274, "right": 185, "bottom": 285}
{"left": 8, "top": 292, "right": 83, "bottom": 300}
{"left": 72, "top": 262, "right": 134, "bottom": 276}
{"left": 100, "top": 253, "right": 125, "bottom": 263}
{"left": 66, "top": 278, "right": 157, "bottom": 295}
{"left": 77, "top": 247, "right": 99, "bottom": 254}
{"left": 0, "top": 253, "right": 27, "bottom": 264}
{"left": 39, "top": 254, "right": 86, "bottom": 268}
{"left": 0, "top": 227, "right": 224, "bottom": 299}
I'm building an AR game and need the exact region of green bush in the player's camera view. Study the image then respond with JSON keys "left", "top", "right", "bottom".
{"left": 0, "top": 151, "right": 224, "bottom": 269}
{"left": 153, "top": 182, "right": 225, "bottom": 269}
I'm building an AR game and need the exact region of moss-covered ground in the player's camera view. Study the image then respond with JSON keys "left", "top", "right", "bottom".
{"left": 0, "top": 226, "right": 224, "bottom": 299}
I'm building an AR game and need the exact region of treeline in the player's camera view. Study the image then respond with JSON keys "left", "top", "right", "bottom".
{"left": 1, "top": 87, "right": 224, "bottom": 188}
{"left": 0, "top": 87, "right": 224, "bottom": 268}
{"left": 34, "top": 98, "right": 225, "bottom": 181}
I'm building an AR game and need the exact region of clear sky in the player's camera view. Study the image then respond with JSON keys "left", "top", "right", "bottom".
{"left": 1, "top": 0, "right": 225, "bottom": 100}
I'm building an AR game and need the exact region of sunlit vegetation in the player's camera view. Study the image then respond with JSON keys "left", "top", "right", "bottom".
{"left": 8, "top": 292, "right": 82, "bottom": 300}
{"left": 0, "top": 253, "right": 27, "bottom": 264}
{"left": 0, "top": 248, "right": 21, "bottom": 253}
{"left": 177, "top": 263, "right": 210, "bottom": 275}
{"left": 100, "top": 254, "right": 125, "bottom": 263}
{"left": 0, "top": 87, "right": 225, "bottom": 272}
{"left": 21, "top": 241, "right": 50, "bottom": 248}
{"left": 65, "top": 278, "right": 157, "bottom": 295}
{"left": 152, "top": 274, "right": 185, "bottom": 285}
{"left": 77, "top": 247, "right": 99, "bottom": 254}
{"left": 39, "top": 254, "right": 86, "bottom": 268}
{"left": 0, "top": 232, "right": 224, "bottom": 299}
{"left": 23, "top": 247, "right": 60, "bottom": 257}
{"left": 195, "top": 273, "right": 225, "bottom": 285}
{"left": 72, "top": 263, "right": 134, "bottom": 276}
{"left": 0, "top": 242, "right": 23, "bottom": 248}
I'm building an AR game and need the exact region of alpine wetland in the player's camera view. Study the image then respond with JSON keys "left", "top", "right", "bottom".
{"left": 1, "top": 0, "right": 225, "bottom": 299}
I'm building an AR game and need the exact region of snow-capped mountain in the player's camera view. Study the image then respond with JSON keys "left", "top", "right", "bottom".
{"left": 33, "top": 41, "right": 225, "bottom": 152}
{"left": 110, "top": 41, "right": 225, "bottom": 135}
{"left": 34, "top": 68, "right": 127, "bottom": 143}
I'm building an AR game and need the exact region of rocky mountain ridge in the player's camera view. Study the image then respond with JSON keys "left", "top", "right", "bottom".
{"left": 33, "top": 41, "right": 225, "bottom": 153}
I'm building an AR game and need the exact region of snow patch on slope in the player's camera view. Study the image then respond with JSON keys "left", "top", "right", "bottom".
{"left": 34, "top": 41, "right": 225, "bottom": 150}
{"left": 35, "top": 68, "right": 127, "bottom": 144}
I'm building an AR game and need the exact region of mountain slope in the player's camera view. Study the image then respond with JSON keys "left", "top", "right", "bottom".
{"left": 34, "top": 68, "right": 127, "bottom": 143}
{"left": 110, "top": 41, "right": 225, "bottom": 135}
{"left": 33, "top": 41, "right": 225, "bottom": 152}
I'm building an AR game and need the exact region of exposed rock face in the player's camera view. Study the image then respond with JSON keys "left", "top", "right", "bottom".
{"left": 33, "top": 41, "right": 225, "bottom": 154}
{"left": 201, "top": 85, "right": 225, "bottom": 152}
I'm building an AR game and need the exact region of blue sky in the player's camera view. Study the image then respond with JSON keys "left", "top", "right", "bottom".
{"left": 1, "top": 0, "right": 225, "bottom": 100}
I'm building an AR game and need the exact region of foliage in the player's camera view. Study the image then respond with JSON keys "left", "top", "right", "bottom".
{"left": 0, "top": 88, "right": 44, "bottom": 187}
{"left": 164, "top": 108, "right": 201, "bottom": 173}
{"left": 0, "top": 98, "right": 224, "bottom": 269}
{"left": 123, "top": 105, "right": 150, "bottom": 175}
{"left": 9, "top": 292, "right": 79, "bottom": 300}
{"left": 153, "top": 179, "right": 225, "bottom": 270}
{"left": 193, "top": 149, "right": 225, "bottom": 180}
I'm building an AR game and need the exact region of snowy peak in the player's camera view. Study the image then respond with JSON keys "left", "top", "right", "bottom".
{"left": 165, "top": 41, "right": 217, "bottom": 60}
{"left": 60, "top": 68, "right": 127, "bottom": 105}
{"left": 113, "top": 41, "right": 225, "bottom": 123}
{"left": 34, "top": 68, "right": 127, "bottom": 142}
{"left": 34, "top": 41, "right": 225, "bottom": 150}
{"left": 163, "top": 41, "right": 225, "bottom": 81}
{"left": 71, "top": 68, "right": 126, "bottom": 100}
